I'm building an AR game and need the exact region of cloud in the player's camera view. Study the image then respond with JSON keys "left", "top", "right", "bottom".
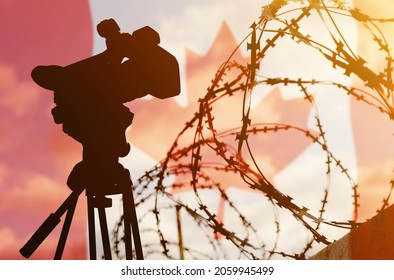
{"left": 1, "top": 174, "right": 84, "bottom": 228}
{"left": 0, "top": 226, "right": 86, "bottom": 259}
{"left": 0, "top": 227, "right": 18, "bottom": 257}
{"left": 1, "top": 172, "right": 87, "bottom": 225}
{"left": 0, "top": 174, "right": 68, "bottom": 213}
{"left": 0, "top": 163, "right": 9, "bottom": 186}
{"left": 0, "top": 172, "right": 88, "bottom": 259}
{"left": 0, "top": 63, "right": 41, "bottom": 117}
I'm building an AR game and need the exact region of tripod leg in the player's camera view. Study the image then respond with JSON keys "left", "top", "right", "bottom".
{"left": 20, "top": 188, "right": 84, "bottom": 259}
{"left": 87, "top": 195, "right": 97, "bottom": 260}
{"left": 122, "top": 191, "right": 133, "bottom": 260}
{"left": 97, "top": 205, "right": 112, "bottom": 260}
{"left": 123, "top": 186, "right": 143, "bottom": 260}
{"left": 54, "top": 195, "right": 78, "bottom": 259}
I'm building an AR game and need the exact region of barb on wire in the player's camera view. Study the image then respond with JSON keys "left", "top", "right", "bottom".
{"left": 112, "top": 0, "right": 394, "bottom": 259}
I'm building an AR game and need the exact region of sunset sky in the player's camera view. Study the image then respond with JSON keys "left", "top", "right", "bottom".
{"left": 0, "top": 0, "right": 393, "bottom": 259}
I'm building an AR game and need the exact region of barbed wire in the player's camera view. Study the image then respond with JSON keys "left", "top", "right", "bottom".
{"left": 112, "top": 0, "right": 393, "bottom": 259}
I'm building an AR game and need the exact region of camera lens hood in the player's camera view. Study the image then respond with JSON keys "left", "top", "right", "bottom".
{"left": 31, "top": 65, "right": 66, "bottom": 91}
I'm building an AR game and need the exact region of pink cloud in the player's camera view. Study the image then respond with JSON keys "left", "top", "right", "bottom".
{"left": 0, "top": 227, "right": 86, "bottom": 260}
{"left": 0, "top": 174, "right": 69, "bottom": 214}
{"left": 0, "top": 63, "right": 41, "bottom": 117}
{"left": 0, "top": 171, "right": 88, "bottom": 259}
{"left": 0, "top": 164, "right": 8, "bottom": 186}
{"left": 0, "top": 171, "right": 88, "bottom": 227}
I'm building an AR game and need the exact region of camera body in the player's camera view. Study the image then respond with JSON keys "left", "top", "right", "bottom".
{"left": 31, "top": 19, "right": 180, "bottom": 161}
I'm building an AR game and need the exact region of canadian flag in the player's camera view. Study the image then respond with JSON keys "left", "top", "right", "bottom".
{"left": 0, "top": 0, "right": 392, "bottom": 259}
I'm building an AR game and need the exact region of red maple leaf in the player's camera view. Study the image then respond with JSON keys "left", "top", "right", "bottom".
{"left": 128, "top": 21, "right": 312, "bottom": 230}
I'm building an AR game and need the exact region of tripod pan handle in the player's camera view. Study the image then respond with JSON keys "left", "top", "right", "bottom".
{"left": 20, "top": 213, "right": 61, "bottom": 258}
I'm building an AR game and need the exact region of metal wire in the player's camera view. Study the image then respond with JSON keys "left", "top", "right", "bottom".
{"left": 113, "top": 0, "right": 394, "bottom": 259}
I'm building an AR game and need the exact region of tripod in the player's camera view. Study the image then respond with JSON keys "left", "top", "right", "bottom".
{"left": 19, "top": 161, "right": 143, "bottom": 260}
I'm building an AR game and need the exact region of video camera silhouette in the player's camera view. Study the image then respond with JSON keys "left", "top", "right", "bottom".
{"left": 31, "top": 18, "right": 180, "bottom": 162}
{"left": 19, "top": 19, "right": 179, "bottom": 260}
